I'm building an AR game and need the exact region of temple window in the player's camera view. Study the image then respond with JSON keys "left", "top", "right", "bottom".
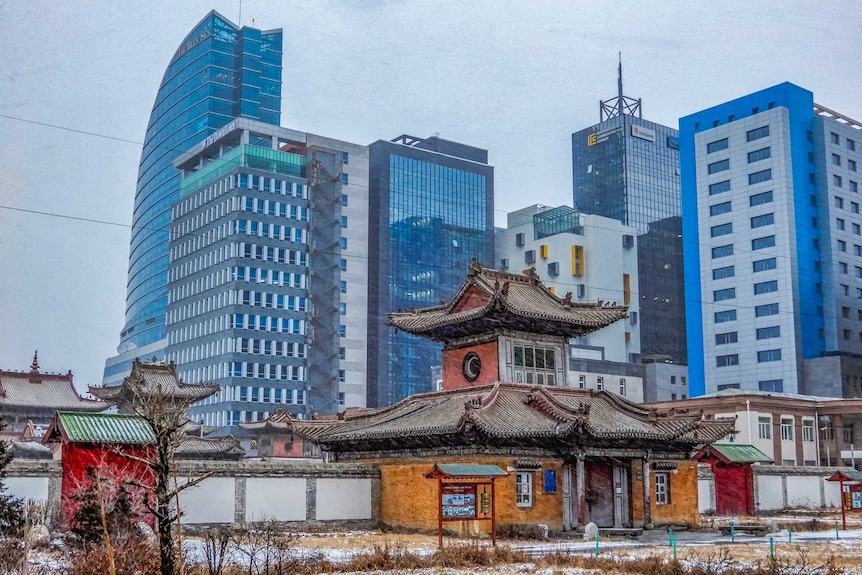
{"left": 655, "top": 473, "right": 671, "bottom": 505}
{"left": 513, "top": 344, "right": 557, "bottom": 386}
{"left": 515, "top": 471, "right": 533, "bottom": 507}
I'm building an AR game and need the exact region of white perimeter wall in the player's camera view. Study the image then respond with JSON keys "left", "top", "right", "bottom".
{"left": 4, "top": 476, "right": 49, "bottom": 504}
{"left": 316, "top": 478, "right": 372, "bottom": 520}
{"left": 246, "top": 477, "right": 306, "bottom": 521}
{"left": 179, "top": 477, "right": 236, "bottom": 524}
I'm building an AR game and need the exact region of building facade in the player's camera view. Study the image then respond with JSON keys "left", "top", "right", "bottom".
{"left": 166, "top": 119, "right": 368, "bottom": 428}
{"left": 572, "top": 83, "right": 685, "bottom": 365}
{"left": 367, "top": 135, "right": 495, "bottom": 407}
{"left": 290, "top": 264, "right": 732, "bottom": 532}
{"left": 649, "top": 389, "right": 862, "bottom": 469}
{"left": 681, "top": 82, "right": 862, "bottom": 397}
{"left": 496, "top": 204, "right": 640, "bottom": 364}
{"left": 106, "top": 11, "right": 282, "bottom": 384}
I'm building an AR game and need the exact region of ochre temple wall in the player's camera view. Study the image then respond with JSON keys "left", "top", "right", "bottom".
{"left": 376, "top": 456, "right": 564, "bottom": 533}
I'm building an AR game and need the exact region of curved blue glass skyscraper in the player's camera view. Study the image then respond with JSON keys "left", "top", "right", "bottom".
{"left": 117, "top": 11, "right": 282, "bottom": 358}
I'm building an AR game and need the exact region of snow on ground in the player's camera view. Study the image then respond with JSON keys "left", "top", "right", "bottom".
{"left": 24, "top": 512, "right": 862, "bottom": 574}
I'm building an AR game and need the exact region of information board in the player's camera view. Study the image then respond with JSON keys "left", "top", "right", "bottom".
{"left": 441, "top": 484, "right": 476, "bottom": 518}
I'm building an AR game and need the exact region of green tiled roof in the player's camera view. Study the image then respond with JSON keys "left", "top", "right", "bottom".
{"left": 430, "top": 464, "right": 508, "bottom": 478}
{"left": 57, "top": 412, "right": 156, "bottom": 444}
{"left": 710, "top": 444, "right": 772, "bottom": 463}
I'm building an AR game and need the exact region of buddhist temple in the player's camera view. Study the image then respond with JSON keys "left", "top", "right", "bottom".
{"left": 288, "top": 262, "right": 735, "bottom": 533}
{"left": 0, "top": 352, "right": 107, "bottom": 434}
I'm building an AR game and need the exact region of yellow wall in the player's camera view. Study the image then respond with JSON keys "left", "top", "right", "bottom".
{"left": 629, "top": 460, "right": 700, "bottom": 527}
{"left": 376, "top": 456, "right": 564, "bottom": 533}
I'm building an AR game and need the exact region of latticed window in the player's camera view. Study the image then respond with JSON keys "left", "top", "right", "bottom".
{"left": 655, "top": 473, "right": 670, "bottom": 505}
{"left": 516, "top": 472, "right": 533, "bottom": 507}
{"left": 513, "top": 344, "right": 557, "bottom": 386}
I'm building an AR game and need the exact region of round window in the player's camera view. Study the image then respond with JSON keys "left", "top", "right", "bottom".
{"left": 462, "top": 352, "right": 482, "bottom": 381}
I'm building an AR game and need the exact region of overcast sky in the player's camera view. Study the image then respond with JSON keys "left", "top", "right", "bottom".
{"left": 1, "top": 1, "right": 860, "bottom": 390}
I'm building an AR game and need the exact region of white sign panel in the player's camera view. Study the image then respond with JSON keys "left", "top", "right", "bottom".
{"left": 631, "top": 124, "right": 656, "bottom": 142}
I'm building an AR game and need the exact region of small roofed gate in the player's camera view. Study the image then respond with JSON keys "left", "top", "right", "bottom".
{"left": 693, "top": 444, "right": 772, "bottom": 517}
{"left": 43, "top": 411, "right": 157, "bottom": 527}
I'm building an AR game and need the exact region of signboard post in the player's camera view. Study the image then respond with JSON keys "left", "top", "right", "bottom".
{"left": 825, "top": 470, "right": 862, "bottom": 530}
{"left": 425, "top": 463, "right": 507, "bottom": 549}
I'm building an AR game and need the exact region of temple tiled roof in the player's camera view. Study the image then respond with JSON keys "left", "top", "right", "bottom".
{"left": 290, "top": 382, "right": 735, "bottom": 455}
{"left": 238, "top": 409, "right": 293, "bottom": 433}
{"left": 176, "top": 436, "right": 245, "bottom": 460}
{"left": 0, "top": 364, "right": 107, "bottom": 412}
{"left": 89, "top": 359, "right": 219, "bottom": 409}
{"left": 44, "top": 412, "right": 156, "bottom": 444}
{"left": 387, "top": 260, "right": 627, "bottom": 342}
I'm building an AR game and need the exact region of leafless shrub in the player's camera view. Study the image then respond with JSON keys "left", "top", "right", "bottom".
{"left": 67, "top": 536, "right": 160, "bottom": 575}
{"left": 201, "top": 526, "right": 231, "bottom": 575}
{"left": 685, "top": 546, "right": 736, "bottom": 575}
{"left": 230, "top": 518, "right": 302, "bottom": 575}
{"left": 0, "top": 537, "right": 25, "bottom": 575}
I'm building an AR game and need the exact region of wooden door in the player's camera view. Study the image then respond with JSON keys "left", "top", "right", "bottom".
{"left": 586, "top": 462, "right": 615, "bottom": 527}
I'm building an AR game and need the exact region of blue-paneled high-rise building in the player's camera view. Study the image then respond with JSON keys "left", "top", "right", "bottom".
{"left": 367, "top": 135, "right": 495, "bottom": 407}
{"left": 104, "top": 12, "right": 282, "bottom": 384}
{"left": 681, "top": 82, "right": 862, "bottom": 398}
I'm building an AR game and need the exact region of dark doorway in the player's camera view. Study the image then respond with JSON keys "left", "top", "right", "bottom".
{"left": 586, "top": 462, "right": 614, "bottom": 526}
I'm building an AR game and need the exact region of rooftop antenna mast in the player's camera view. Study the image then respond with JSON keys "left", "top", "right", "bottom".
{"left": 600, "top": 53, "right": 642, "bottom": 122}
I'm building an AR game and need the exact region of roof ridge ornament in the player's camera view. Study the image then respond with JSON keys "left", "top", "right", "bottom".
{"left": 468, "top": 257, "right": 482, "bottom": 276}
{"left": 30, "top": 351, "right": 39, "bottom": 373}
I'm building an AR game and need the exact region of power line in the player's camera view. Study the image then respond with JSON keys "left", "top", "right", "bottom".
{"left": 0, "top": 113, "right": 143, "bottom": 146}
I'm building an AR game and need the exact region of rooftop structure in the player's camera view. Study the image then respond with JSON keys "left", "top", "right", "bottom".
{"left": 389, "top": 259, "right": 627, "bottom": 342}
{"left": 0, "top": 352, "right": 107, "bottom": 432}
{"left": 90, "top": 358, "right": 219, "bottom": 414}
{"left": 290, "top": 382, "right": 733, "bottom": 459}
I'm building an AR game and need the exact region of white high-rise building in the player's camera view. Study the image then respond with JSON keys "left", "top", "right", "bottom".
{"left": 166, "top": 119, "right": 368, "bottom": 429}
{"left": 682, "top": 82, "right": 862, "bottom": 398}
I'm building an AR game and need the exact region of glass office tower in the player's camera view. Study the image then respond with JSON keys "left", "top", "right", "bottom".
{"left": 572, "top": 96, "right": 685, "bottom": 364}
{"left": 117, "top": 11, "right": 282, "bottom": 361}
{"left": 367, "top": 136, "right": 495, "bottom": 407}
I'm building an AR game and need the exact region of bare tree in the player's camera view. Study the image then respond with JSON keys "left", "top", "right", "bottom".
{"left": 91, "top": 360, "right": 219, "bottom": 575}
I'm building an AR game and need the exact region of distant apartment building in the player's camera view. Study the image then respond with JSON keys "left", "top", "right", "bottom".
{"left": 649, "top": 389, "right": 862, "bottom": 468}
{"left": 496, "top": 204, "right": 680, "bottom": 403}
{"left": 165, "top": 118, "right": 368, "bottom": 428}
{"left": 367, "top": 135, "right": 495, "bottom": 407}
{"left": 572, "top": 71, "right": 685, "bottom": 365}
{"left": 495, "top": 204, "right": 639, "bottom": 353}
{"left": 105, "top": 11, "right": 283, "bottom": 385}
{"left": 681, "top": 82, "right": 862, "bottom": 397}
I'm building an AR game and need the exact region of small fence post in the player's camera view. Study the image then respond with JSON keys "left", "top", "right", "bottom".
{"left": 595, "top": 528, "right": 600, "bottom": 556}
{"left": 730, "top": 524, "right": 735, "bottom": 543}
{"left": 672, "top": 532, "right": 677, "bottom": 560}
{"left": 769, "top": 537, "right": 774, "bottom": 560}
{"left": 835, "top": 521, "right": 840, "bottom": 540}
{"left": 787, "top": 525, "right": 792, "bottom": 543}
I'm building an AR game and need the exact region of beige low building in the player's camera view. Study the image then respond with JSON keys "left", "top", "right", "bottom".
{"left": 648, "top": 389, "right": 862, "bottom": 468}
